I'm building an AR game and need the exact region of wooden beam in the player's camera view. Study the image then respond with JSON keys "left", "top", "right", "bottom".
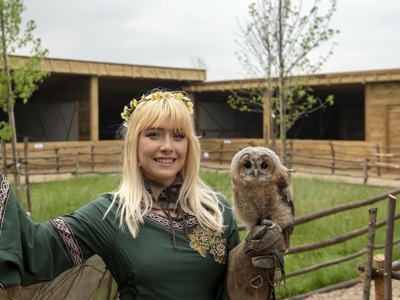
{"left": 89, "top": 76, "right": 99, "bottom": 141}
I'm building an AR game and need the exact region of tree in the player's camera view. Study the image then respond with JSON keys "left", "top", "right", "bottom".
{"left": 191, "top": 56, "right": 208, "bottom": 71}
{"left": 230, "top": 0, "right": 338, "bottom": 165}
{"left": 0, "top": 0, "right": 48, "bottom": 204}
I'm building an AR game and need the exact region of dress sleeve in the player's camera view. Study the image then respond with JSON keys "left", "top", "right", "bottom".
{"left": 0, "top": 174, "right": 117, "bottom": 289}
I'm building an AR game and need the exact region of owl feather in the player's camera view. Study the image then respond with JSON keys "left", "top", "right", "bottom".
{"left": 230, "top": 146, "right": 295, "bottom": 250}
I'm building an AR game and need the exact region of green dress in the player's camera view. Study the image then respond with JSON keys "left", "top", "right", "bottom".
{"left": 0, "top": 174, "right": 240, "bottom": 299}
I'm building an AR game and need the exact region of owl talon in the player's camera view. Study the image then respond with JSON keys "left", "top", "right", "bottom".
{"left": 261, "top": 219, "right": 273, "bottom": 227}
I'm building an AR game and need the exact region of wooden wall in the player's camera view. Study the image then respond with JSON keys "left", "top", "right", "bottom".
{"left": 365, "top": 82, "right": 400, "bottom": 147}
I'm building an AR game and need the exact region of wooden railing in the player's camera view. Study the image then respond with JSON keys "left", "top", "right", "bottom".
{"left": 286, "top": 189, "right": 400, "bottom": 299}
{"left": 1, "top": 138, "right": 400, "bottom": 184}
{"left": 1, "top": 139, "right": 123, "bottom": 178}
{"left": 200, "top": 139, "right": 400, "bottom": 183}
{"left": 237, "top": 188, "right": 400, "bottom": 299}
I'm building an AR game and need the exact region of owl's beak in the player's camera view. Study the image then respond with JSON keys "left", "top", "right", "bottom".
{"left": 254, "top": 169, "right": 258, "bottom": 177}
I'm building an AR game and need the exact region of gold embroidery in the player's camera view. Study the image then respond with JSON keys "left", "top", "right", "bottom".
{"left": 210, "top": 235, "right": 227, "bottom": 264}
{"left": 188, "top": 225, "right": 227, "bottom": 264}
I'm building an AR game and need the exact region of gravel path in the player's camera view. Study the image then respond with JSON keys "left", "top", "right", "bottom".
{"left": 302, "top": 279, "right": 400, "bottom": 300}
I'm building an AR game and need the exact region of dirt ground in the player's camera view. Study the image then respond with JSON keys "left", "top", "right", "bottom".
{"left": 291, "top": 172, "right": 400, "bottom": 189}
{"left": 303, "top": 279, "right": 400, "bottom": 300}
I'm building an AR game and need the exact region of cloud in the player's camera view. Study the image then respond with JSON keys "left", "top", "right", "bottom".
{"left": 17, "top": 0, "right": 400, "bottom": 80}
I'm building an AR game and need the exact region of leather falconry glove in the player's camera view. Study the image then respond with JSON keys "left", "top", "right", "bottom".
{"left": 227, "top": 222, "right": 286, "bottom": 300}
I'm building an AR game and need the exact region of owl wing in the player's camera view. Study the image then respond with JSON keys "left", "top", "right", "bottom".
{"left": 278, "top": 172, "right": 295, "bottom": 250}
{"left": 283, "top": 190, "right": 294, "bottom": 250}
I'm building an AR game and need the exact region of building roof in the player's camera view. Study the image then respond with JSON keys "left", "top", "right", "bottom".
{"left": 11, "top": 55, "right": 206, "bottom": 81}
{"left": 187, "top": 68, "right": 400, "bottom": 92}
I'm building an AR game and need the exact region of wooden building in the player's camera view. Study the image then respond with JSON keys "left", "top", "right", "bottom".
{"left": 2, "top": 56, "right": 400, "bottom": 169}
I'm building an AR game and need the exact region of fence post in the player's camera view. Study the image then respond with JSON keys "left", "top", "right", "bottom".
{"left": 363, "top": 207, "right": 378, "bottom": 300}
{"left": 76, "top": 151, "right": 80, "bottom": 176}
{"left": 219, "top": 141, "right": 224, "bottom": 165}
{"left": 55, "top": 147, "right": 60, "bottom": 174}
{"left": 376, "top": 144, "right": 381, "bottom": 177}
{"left": 23, "top": 137, "right": 32, "bottom": 216}
{"left": 91, "top": 145, "right": 95, "bottom": 172}
{"left": 374, "top": 254, "right": 385, "bottom": 300}
{"left": 363, "top": 158, "right": 370, "bottom": 184}
{"left": 329, "top": 140, "right": 335, "bottom": 174}
{"left": 287, "top": 140, "right": 293, "bottom": 170}
{"left": 384, "top": 194, "right": 396, "bottom": 300}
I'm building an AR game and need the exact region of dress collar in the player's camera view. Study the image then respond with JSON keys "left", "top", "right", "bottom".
{"left": 144, "top": 173, "right": 183, "bottom": 210}
{"left": 143, "top": 173, "right": 187, "bottom": 249}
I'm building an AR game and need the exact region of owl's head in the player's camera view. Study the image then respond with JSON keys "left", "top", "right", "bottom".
{"left": 230, "top": 146, "right": 285, "bottom": 182}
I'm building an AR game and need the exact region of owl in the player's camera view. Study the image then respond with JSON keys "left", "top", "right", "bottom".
{"left": 230, "top": 146, "right": 295, "bottom": 250}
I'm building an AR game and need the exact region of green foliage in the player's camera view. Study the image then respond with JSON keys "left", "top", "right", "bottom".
{"left": 232, "top": 0, "right": 339, "bottom": 162}
{"left": 0, "top": 120, "right": 11, "bottom": 140}
{"left": 0, "top": 0, "right": 49, "bottom": 140}
{"left": 280, "top": 81, "right": 335, "bottom": 130}
{"left": 227, "top": 88, "right": 267, "bottom": 113}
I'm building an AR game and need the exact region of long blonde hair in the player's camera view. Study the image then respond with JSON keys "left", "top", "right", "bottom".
{"left": 108, "top": 89, "right": 224, "bottom": 238}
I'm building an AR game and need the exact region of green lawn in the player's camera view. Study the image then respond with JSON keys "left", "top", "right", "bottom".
{"left": 21, "top": 171, "right": 400, "bottom": 297}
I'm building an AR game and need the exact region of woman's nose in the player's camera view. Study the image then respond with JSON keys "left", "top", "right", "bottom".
{"left": 160, "top": 136, "right": 173, "bottom": 151}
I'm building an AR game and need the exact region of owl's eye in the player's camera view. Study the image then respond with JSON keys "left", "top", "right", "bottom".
{"left": 260, "top": 162, "right": 269, "bottom": 169}
{"left": 244, "top": 161, "right": 252, "bottom": 169}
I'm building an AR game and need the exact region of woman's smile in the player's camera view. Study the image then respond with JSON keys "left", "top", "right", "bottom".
{"left": 138, "top": 119, "right": 188, "bottom": 186}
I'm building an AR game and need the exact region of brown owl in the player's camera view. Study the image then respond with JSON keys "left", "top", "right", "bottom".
{"left": 230, "top": 146, "right": 295, "bottom": 250}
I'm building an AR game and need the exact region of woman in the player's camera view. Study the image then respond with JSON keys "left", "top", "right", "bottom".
{"left": 0, "top": 89, "right": 240, "bottom": 299}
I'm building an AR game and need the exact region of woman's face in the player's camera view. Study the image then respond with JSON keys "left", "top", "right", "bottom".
{"left": 137, "top": 119, "right": 188, "bottom": 186}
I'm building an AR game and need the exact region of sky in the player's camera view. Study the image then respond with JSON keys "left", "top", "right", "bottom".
{"left": 18, "top": 0, "right": 400, "bottom": 81}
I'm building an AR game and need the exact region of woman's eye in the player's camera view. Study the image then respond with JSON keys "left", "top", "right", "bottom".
{"left": 145, "top": 132, "right": 160, "bottom": 138}
{"left": 173, "top": 133, "right": 186, "bottom": 140}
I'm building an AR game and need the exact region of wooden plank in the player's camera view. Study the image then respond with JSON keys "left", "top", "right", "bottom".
{"left": 89, "top": 76, "right": 99, "bottom": 141}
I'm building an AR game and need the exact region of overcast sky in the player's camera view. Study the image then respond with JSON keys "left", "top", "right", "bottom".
{"left": 19, "top": 0, "right": 400, "bottom": 81}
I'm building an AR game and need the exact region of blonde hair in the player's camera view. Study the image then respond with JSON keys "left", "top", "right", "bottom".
{"left": 108, "top": 89, "right": 224, "bottom": 238}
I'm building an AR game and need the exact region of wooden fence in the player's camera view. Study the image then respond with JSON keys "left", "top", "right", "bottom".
{"left": 1, "top": 138, "right": 400, "bottom": 182}
{"left": 1, "top": 139, "right": 123, "bottom": 179}
{"left": 200, "top": 138, "right": 400, "bottom": 183}
{"left": 267, "top": 188, "right": 400, "bottom": 300}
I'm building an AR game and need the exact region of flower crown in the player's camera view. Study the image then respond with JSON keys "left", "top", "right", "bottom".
{"left": 121, "top": 91, "right": 194, "bottom": 125}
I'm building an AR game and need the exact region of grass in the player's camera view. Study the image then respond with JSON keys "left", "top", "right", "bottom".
{"left": 23, "top": 171, "right": 400, "bottom": 296}
{"left": 28, "top": 174, "right": 122, "bottom": 222}
{"left": 284, "top": 176, "right": 400, "bottom": 296}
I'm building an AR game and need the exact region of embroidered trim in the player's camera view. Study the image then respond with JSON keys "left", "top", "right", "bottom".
{"left": 50, "top": 217, "right": 84, "bottom": 266}
{"left": 145, "top": 212, "right": 198, "bottom": 230}
{"left": 0, "top": 174, "right": 10, "bottom": 235}
{"left": 188, "top": 225, "right": 227, "bottom": 264}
